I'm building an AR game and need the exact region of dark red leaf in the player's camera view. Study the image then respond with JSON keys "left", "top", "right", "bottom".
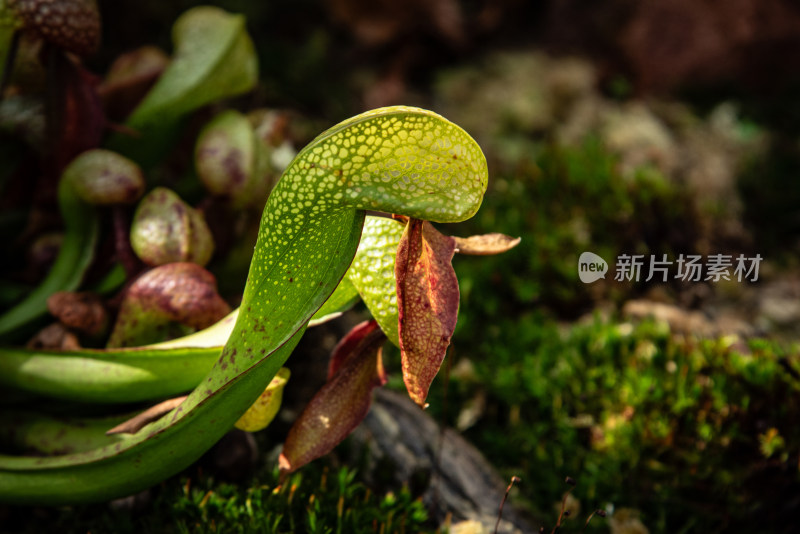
{"left": 328, "top": 319, "right": 381, "bottom": 379}
{"left": 51, "top": 52, "right": 106, "bottom": 173}
{"left": 279, "top": 321, "right": 386, "bottom": 477}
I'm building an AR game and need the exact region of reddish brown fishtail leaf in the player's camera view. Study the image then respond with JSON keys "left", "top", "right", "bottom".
{"left": 454, "top": 233, "right": 521, "bottom": 255}
{"left": 395, "top": 218, "right": 459, "bottom": 407}
{"left": 279, "top": 320, "right": 386, "bottom": 479}
{"left": 327, "top": 319, "right": 381, "bottom": 379}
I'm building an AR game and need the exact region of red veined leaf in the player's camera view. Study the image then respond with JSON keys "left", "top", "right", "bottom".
{"left": 395, "top": 218, "right": 459, "bottom": 407}
{"left": 278, "top": 320, "right": 386, "bottom": 478}
{"left": 328, "top": 319, "right": 381, "bottom": 379}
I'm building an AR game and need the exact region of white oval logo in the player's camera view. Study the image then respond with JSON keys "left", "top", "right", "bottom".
{"left": 578, "top": 252, "right": 608, "bottom": 283}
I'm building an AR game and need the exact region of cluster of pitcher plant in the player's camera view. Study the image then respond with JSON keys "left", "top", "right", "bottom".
{"left": 0, "top": 1, "right": 517, "bottom": 504}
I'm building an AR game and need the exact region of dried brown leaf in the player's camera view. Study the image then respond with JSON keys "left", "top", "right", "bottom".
{"left": 454, "top": 233, "right": 521, "bottom": 255}
{"left": 47, "top": 291, "right": 107, "bottom": 336}
{"left": 106, "top": 396, "right": 188, "bottom": 435}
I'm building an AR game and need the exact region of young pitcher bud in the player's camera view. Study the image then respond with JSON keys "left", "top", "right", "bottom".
{"left": 235, "top": 367, "right": 291, "bottom": 432}
{"left": 106, "top": 262, "right": 230, "bottom": 348}
{"left": 195, "top": 109, "right": 276, "bottom": 207}
{"left": 62, "top": 149, "right": 145, "bottom": 205}
{"left": 130, "top": 187, "right": 214, "bottom": 267}
{"left": 101, "top": 46, "right": 169, "bottom": 120}
{"left": 8, "top": 0, "right": 100, "bottom": 57}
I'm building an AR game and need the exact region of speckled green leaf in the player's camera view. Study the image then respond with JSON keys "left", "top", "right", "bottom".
{"left": 347, "top": 216, "right": 405, "bottom": 345}
{"left": 0, "top": 106, "right": 488, "bottom": 505}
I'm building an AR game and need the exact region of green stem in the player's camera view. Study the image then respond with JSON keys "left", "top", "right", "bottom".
{"left": 0, "top": 278, "right": 357, "bottom": 404}
{"left": 0, "top": 178, "right": 99, "bottom": 340}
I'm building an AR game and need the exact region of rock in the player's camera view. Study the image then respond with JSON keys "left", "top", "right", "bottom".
{"left": 623, "top": 299, "right": 755, "bottom": 338}
{"left": 351, "top": 388, "right": 540, "bottom": 534}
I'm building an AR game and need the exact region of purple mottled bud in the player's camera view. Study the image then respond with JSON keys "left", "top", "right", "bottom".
{"left": 130, "top": 187, "right": 214, "bottom": 267}
{"left": 8, "top": 0, "right": 100, "bottom": 57}
{"left": 107, "top": 262, "right": 230, "bottom": 348}
{"left": 195, "top": 109, "right": 281, "bottom": 207}
{"left": 63, "top": 149, "right": 145, "bottom": 205}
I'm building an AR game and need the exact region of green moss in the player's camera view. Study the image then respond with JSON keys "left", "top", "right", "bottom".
{"left": 2, "top": 462, "right": 431, "bottom": 534}
{"left": 432, "top": 135, "right": 799, "bottom": 532}
{"left": 426, "top": 315, "right": 800, "bottom": 532}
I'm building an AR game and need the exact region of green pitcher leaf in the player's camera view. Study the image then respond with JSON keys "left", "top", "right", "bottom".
{"left": 0, "top": 277, "right": 356, "bottom": 404}
{"left": 0, "top": 410, "right": 129, "bottom": 456}
{"left": 347, "top": 216, "right": 405, "bottom": 345}
{"left": 0, "top": 106, "right": 487, "bottom": 505}
{"left": 126, "top": 6, "right": 257, "bottom": 131}
{"left": 0, "top": 345, "right": 221, "bottom": 403}
{"left": 109, "top": 6, "right": 257, "bottom": 163}
{"left": 0, "top": 178, "right": 98, "bottom": 339}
